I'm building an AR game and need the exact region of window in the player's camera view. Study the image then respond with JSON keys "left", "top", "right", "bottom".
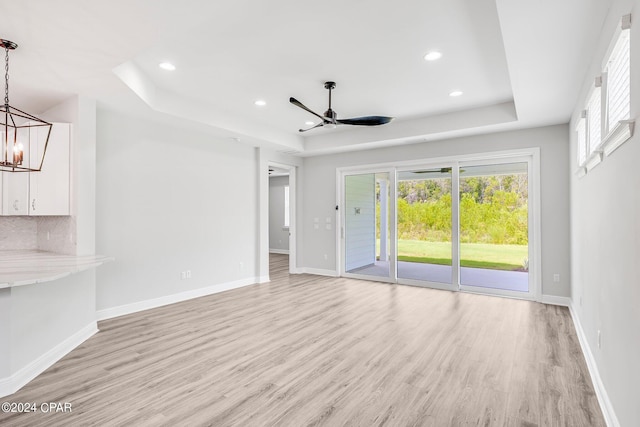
{"left": 587, "top": 85, "right": 602, "bottom": 154}
{"left": 283, "top": 185, "right": 290, "bottom": 227}
{"left": 605, "top": 23, "right": 630, "bottom": 134}
{"left": 577, "top": 14, "right": 634, "bottom": 175}
{"left": 576, "top": 113, "right": 587, "bottom": 168}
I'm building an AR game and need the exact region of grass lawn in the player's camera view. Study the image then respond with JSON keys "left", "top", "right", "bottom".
{"left": 378, "top": 239, "right": 528, "bottom": 271}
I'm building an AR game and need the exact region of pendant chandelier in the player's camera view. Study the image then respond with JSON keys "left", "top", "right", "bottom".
{"left": 0, "top": 39, "right": 52, "bottom": 172}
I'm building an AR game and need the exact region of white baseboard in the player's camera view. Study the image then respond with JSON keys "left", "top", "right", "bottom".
{"left": 269, "top": 249, "right": 290, "bottom": 255}
{"left": 0, "top": 322, "right": 98, "bottom": 399}
{"left": 540, "top": 294, "right": 571, "bottom": 306}
{"left": 96, "top": 277, "right": 259, "bottom": 321}
{"left": 300, "top": 267, "right": 339, "bottom": 277}
{"left": 569, "top": 303, "right": 620, "bottom": 427}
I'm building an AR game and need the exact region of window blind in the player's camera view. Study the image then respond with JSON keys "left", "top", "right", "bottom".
{"left": 606, "top": 29, "right": 630, "bottom": 130}
{"left": 577, "top": 118, "right": 587, "bottom": 166}
{"left": 587, "top": 88, "right": 601, "bottom": 154}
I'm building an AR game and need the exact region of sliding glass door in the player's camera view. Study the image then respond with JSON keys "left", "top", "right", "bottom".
{"left": 396, "top": 167, "right": 456, "bottom": 290}
{"left": 458, "top": 161, "right": 530, "bottom": 296}
{"left": 339, "top": 152, "right": 536, "bottom": 299}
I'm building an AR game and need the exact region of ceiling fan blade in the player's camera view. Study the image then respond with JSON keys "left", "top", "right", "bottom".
{"left": 336, "top": 116, "right": 394, "bottom": 126}
{"left": 298, "top": 122, "right": 324, "bottom": 133}
{"left": 289, "top": 97, "right": 327, "bottom": 122}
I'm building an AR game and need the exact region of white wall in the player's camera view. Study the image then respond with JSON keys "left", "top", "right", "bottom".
{"left": 95, "top": 108, "right": 259, "bottom": 312}
{"left": 569, "top": 1, "right": 639, "bottom": 425}
{"left": 9, "top": 271, "right": 96, "bottom": 373}
{"left": 269, "top": 175, "right": 289, "bottom": 252}
{"left": 345, "top": 174, "right": 376, "bottom": 271}
{"left": 301, "top": 124, "right": 570, "bottom": 297}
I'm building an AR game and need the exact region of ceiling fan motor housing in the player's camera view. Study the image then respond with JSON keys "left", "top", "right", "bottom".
{"left": 324, "top": 108, "right": 336, "bottom": 120}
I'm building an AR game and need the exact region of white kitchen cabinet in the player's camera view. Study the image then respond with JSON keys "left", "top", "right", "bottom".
{"left": 1, "top": 141, "right": 30, "bottom": 215}
{"left": 1, "top": 123, "right": 70, "bottom": 216}
{"left": 29, "top": 123, "right": 70, "bottom": 215}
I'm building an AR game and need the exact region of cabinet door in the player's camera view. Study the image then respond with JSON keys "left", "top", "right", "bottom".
{"left": 2, "top": 133, "right": 31, "bottom": 215}
{"left": 29, "top": 123, "right": 70, "bottom": 215}
{"left": 2, "top": 172, "right": 28, "bottom": 215}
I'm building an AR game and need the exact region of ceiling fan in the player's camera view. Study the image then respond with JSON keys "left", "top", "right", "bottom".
{"left": 289, "top": 81, "right": 394, "bottom": 132}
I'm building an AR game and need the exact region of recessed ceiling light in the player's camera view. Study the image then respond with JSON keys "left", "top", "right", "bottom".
{"left": 254, "top": 99, "right": 266, "bottom": 106}
{"left": 305, "top": 121, "right": 314, "bottom": 125}
{"left": 424, "top": 51, "right": 442, "bottom": 61}
{"left": 449, "top": 90, "right": 463, "bottom": 97}
{"left": 158, "top": 62, "right": 176, "bottom": 71}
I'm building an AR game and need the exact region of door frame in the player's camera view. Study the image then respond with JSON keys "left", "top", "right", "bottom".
{"left": 268, "top": 161, "right": 297, "bottom": 275}
{"left": 337, "top": 166, "right": 397, "bottom": 283}
{"left": 336, "top": 148, "right": 541, "bottom": 302}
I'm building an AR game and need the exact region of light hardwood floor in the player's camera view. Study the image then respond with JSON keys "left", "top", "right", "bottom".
{"left": 1, "top": 254, "right": 604, "bottom": 426}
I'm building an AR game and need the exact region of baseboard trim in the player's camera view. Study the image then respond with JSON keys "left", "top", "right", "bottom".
{"left": 0, "top": 322, "right": 98, "bottom": 399}
{"left": 300, "top": 267, "right": 339, "bottom": 277}
{"left": 96, "top": 277, "right": 259, "bottom": 321}
{"left": 269, "top": 249, "right": 290, "bottom": 255}
{"left": 569, "top": 303, "right": 620, "bottom": 427}
{"left": 540, "top": 294, "right": 571, "bottom": 306}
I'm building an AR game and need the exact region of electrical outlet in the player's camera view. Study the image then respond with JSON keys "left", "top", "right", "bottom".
{"left": 553, "top": 274, "right": 560, "bottom": 283}
{"left": 597, "top": 330, "right": 602, "bottom": 349}
{"left": 186, "top": 270, "right": 191, "bottom": 279}
{"left": 180, "top": 271, "right": 186, "bottom": 280}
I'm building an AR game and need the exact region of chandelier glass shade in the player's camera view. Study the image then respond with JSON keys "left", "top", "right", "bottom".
{"left": 1, "top": 39, "right": 52, "bottom": 172}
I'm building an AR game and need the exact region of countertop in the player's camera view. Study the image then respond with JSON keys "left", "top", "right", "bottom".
{"left": 0, "top": 250, "right": 114, "bottom": 288}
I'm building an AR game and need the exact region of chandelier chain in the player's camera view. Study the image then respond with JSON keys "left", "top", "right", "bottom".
{"left": 4, "top": 46, "right": 8, "bottom": 106}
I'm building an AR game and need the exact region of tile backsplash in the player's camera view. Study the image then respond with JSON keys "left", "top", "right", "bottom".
{"left": 37, "top": 216, "right": 76, "bottom": 255}
{"left": 0, "top": 217, "right": 37, "bottom": 250}
{"left": 0, "top": 217, "right": 76, "bottom": 254}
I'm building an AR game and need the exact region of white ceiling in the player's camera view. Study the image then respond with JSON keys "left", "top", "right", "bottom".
{"left": 0, "top": 0, "right": 611, "bottom": 156}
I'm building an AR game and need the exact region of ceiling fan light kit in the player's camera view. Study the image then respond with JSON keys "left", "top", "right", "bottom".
{"left": 0, "top": 38, "right": 52, "bottom": 172}
{"left": 290, "top": 81, "right": 394, "bottom": 132}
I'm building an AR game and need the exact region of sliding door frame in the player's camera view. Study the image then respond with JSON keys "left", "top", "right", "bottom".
{"left": 336, "top": 148, "right": 541, "bottom": 302}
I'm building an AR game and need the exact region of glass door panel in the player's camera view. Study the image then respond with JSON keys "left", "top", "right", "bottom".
{"left": 396, "top": 168, "right": 452, "bottom": 285}
{"left": 459, "top": 162, "right": 529, "bottom": 292}
{"left": 344, "top": 172, "right": 391, "bottom": 279}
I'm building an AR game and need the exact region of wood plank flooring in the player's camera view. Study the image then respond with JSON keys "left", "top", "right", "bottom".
{"left": 0, "top": 254, "right": 605, "bottom": 426}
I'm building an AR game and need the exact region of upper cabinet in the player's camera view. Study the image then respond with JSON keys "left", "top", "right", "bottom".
{"left": 2, "top": 123, "right": 71, "bottom": 216}
{"left": 29, "top": 123, "right": 71, "bottom": 215}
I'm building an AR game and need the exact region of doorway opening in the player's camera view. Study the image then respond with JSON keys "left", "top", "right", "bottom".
{"left": 268, "top": 162, "right": 296, "bottom": 277}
